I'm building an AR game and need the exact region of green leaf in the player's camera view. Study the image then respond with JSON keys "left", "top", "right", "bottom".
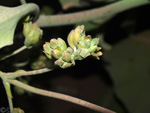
{"left": 0, "top": 3, "right": 39, "bottom": 49}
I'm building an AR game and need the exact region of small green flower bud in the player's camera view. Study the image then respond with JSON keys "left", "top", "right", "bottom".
{"left": 23, "top": 22, "right": 32, "bottom": 36}
{"left": 51, "top": 49, "right": 62, "bottom": 59}
{"left": 79, "top": 48, "right": 90, "bottom": 58}
{"left": 43, "top": 38, "right": 67, "bottom": 59}
{"left": 84, "top": 35, "right": 92, "bottom": 46}
{"left": 90, "top": 38, "right": 99, "bottom": 47}
{"left": 73, "top": 29, "right": 80, "bottom": 45}
{"left": 88, "top": 46, "right": 97, "bottom": 53}
{"left": 67, "top": 30, "right": 75, "bottom": 48}
{"left": 55, "top": 58, "right": 73, "bottom": 68}
{"left": 73, "top": 25, "right": 85, "bottom": 45}
{"left": 67, "top": 25, "right": 85, "bottom": 49}
{"left": 55, "top": 47, "right": 75, "bottom": 68}
{"left": 61, "top": 52, "right": 71, "bottom": 62}
{"left": 78, "top": 35, "right": 92, "bottom": 48}
{"left": 55, "top": 58, "right": 64, "bottom": 67}
{"left": 65, "top": 47, "right": 74, "bottom": 54}
{"left": 51, "top": 38, "right": 67, "bottom": 59}
{"left": 88, "top": 38, "right": 102, "bottom": 59}
{"left": 57, "top": 38, "right": 67, "bottom": 52}
{"left": 23, "top": 22, "right": 43, "bottom": 48}
{"left": 43, "top": 42, "right": 52, "bottom": 59}
{"left": 61, "top": 47, "right": 74, "bottom": 62}
{"left": 91, "top": 51, "right": 103, "bottom": 60}
{"left": 49, "top": 39, "right": 57, "bottom": 48}
{"left": 88, "top": 38, "right": 100, "bottom": 52}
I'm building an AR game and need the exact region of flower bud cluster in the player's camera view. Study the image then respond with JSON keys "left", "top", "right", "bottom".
{"left": 67, "top": 25, "right": 102, "bottom": 60}
{"left": 43, "top": 38, "right": 75, "bottom": 68}
{"left": 43, "top": 25, "right": 102, "bottom": 68}
{"left": 23, "top": 21, "right": 43, "bottom": 48}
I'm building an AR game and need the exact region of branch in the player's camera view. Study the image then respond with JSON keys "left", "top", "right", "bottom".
{"left": 0, "top": 46, "right": 27, "bottom": 61}
{"left": 3, "top": 68, "right": 53, "bottom": 79}
{"left": 8, "top": 79, "right": 116, "bottom": 113}
{"left": 37, "top": 0, "right": 149, "bottom": 27}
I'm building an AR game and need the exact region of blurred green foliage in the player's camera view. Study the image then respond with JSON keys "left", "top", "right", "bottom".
{"left": 103, "top": 36, "right": 150, "bottom": 113}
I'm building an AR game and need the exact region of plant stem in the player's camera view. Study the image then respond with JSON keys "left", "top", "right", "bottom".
{"left": 0, "top": 46, "right": 27, "bottom": 60}
{"left": 37, "top": 0, "right": 149, "bottom": 27}
{"left": 3, "top": 81, "right": 13, "bottom": 113}
{"left": 8, "top": 79, "right": 116, "bottom": 113}
{"left": 3, "top": 68, "right": 53, "bottom": 79}
{"left": 20, "top": 0, "right": 27, "bottom": 4}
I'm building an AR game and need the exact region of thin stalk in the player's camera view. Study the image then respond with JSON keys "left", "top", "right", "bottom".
{"left": 37, "top": 0, "right": 149, "bottom": 27}
{"left": 3, "top": 81, "right": 13, "bottom": 113}
{"left": 7, "top": 95, "right": 13, "bottom": 113}
{"left": 0, "top": 46, "right": 27, "bottom": 60}
{"left": 8, "top": 79, "right": 116, "bottom": 113}
{"left": 3, "top": 68, "right": 53, "bottom": 79}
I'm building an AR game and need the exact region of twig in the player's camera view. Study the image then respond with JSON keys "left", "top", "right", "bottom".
{"left": 0, "top": 46, "right": 27, "bottom": 61}
{"left": 37, "top": 0, "right": 149, "bottom": 27}
{"left": 7, "top": 96, "right": 13, "bottom": 113}
{"left": 8, "top": 79, "right": 116, "bottom": 113}
{"left": 3, "top": 68, "right": 53, "bottom": 79}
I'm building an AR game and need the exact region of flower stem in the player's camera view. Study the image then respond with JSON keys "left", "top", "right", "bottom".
{"left": 8, "top": 79, "right": 116, "bottom": 113}
{"left": 0, "top": 46, "right": 27, "bottom": 61}
{"left": 3, "top": 68, "right": 53, "bottom": 79}
{"left": 3, "top": 81, "right": 13, "bottom": 113}
{"left": 37, "top": 0, "right": 149, "bottom": 27}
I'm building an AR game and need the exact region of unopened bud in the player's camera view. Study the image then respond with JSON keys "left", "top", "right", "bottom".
{"left": 90, "top": 38, "right": 99, "bottom": 46}
{"left": 55, "top": 47, "right": 75, "bottom": 68}
{"left": 43, "top": 38, "right": 67, "bottom": 59}
{"left": 88, "top": 38, "right": 99, "bottom": 52}
{"left": 67, "top": 30, "right": 75, "bottom": 48}
{"left": 78, "top": 35, "right": 92, "bottom": 48}
{"left": 67, "top": 25, "right": 85, "bottom": 49}
{"left": 91, "top": 51, "right": 103, "bottom": 60}
{"left": 79, "top": 48, "right": 90, "bottom": 58}
{"left": 23, "top": 22, "right": 43, "bottom": 48}
{"left": 51, "top": 38, "right": 67, "bottom": 59}
{"left": 23, "top": 22, "right": 32, "bottom": 36}
{"left": 43, "top": 42, "right": 52, "bottom": 59}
